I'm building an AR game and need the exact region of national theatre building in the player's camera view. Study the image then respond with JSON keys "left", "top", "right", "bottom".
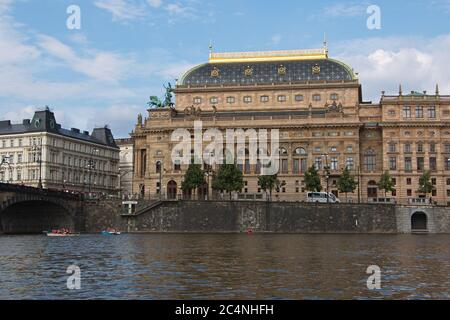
{"left": 132, "top": 46, "right": 450, "bottom": 205}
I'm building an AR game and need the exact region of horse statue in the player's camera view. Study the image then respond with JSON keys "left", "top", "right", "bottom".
{"left": 147, "top": 82, "right": 174, "bottom": 109}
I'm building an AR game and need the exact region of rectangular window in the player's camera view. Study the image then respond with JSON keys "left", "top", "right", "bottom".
{"left": 415, "top": 106, "right": 423, "bottom": 118}
{"left": 417, "top": 157, "right": 424, "bottom": 171}
{"left": 417, "top": 143, "right": 424, "bottom": 153}
{"left": 312, "top": 94, "right": 321, "bottom": 101}
{"left": 404, "top": 144, "right": 412, "bottom": 153}
{"left": 210, "top": 97, "right": 218, "bottom": 104}
{"left": 430, "top": 142, "right": 436, "bottom": 153}
{"left": 405, "top": 157, "right": 412, "bottom": 172}
{"left": 364, "top": 154, "right": 376, "bottom": 171}
{"left": 389, "top": 157, "right": 397, "bottom": 170}
{"left": 407, "top": 189, "right": 412, "bottom": 197}
{"left": 243, "top": 96, "right": 252, "bottom": 103}
{"left": 388, "top": 143, "right": 396, "bottom": 153}
{"left": 430, "top": 157, "right": 437, "bottom": 171}
{"left": 428, "top": 106, "right": 436, "bottom": 118}
{"left": 331, "top": 157, "right": 338, "bottom": 171}
{"left": 244, "top": 159, "right": 250, "bottom": 174}
{"left": 226, "top": 96, "right": 236, "bottom": 104}
{"left": 260, "top": 96, "right": 269, "bottom": 103}
{"left": 407, "top": 178, "right": 412, "bottom": 185}
{"left": 277, "top": 95, "right": 287, "bottom": 102}
{"left": 293, "top": 159, "right": 299, "bottom": 174}
{"left": 445, "top": 158, "right": 450, "bottom": 171}
{"left": 295, "top": 95, "right": 304, "bottom": 102}
{"left": 281, "top": 159, "right": 288, "bottom": 174}
{"left": 314, "top": 157, "right": 322, "bottom": 170}
{"left": 403, "top": 106, "right": 411, "bottom": 118}
{"left": 346, "top": 157, "right": 354, "bottom": 170}
{"left": 330, "top": 93, "right": 338, "bottom": 100}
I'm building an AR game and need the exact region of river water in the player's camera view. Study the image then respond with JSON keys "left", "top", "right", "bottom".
{"left": 0, "top": 234, "right": 448, "bottom": 300}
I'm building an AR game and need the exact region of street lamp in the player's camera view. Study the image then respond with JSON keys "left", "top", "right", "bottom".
{"left": 87, "top": 148, "right": 99, "bottom": 194}
{"left": 321, "top": 153, "right": 330, "bottom": 203}
{"left": 31, "top": 143, "right": 43, "bottom": 188}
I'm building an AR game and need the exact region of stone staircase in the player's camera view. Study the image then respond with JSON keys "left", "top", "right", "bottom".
{"left": 121, "top": 200, "right": 163, "bottom": 217}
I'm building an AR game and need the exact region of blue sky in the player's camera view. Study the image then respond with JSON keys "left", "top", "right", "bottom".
{"left": 1, "top": 0, "right": 450, "bottom": 137}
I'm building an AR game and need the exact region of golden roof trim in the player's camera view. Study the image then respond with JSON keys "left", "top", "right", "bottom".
{"left": 209, "top": 48, "right": 328, "bottom": 63}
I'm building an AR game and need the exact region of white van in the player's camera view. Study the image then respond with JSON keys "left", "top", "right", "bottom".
{"left": 306, "top": 192, "right": 341, "bottom": 203}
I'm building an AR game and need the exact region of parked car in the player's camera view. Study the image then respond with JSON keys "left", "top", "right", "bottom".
{"left": 306, "top": 192, "right": 341, "bottom": 203}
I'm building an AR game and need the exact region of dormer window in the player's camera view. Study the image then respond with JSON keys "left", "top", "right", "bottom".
{"left": 193, "top": 97, "right": 202, "bottom": 104}
{"left": 243, "top": 96, "right": 252, "bottom": 103}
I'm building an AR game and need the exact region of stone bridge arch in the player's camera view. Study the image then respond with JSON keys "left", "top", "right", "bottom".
{"left": 0, "top": 194, "right": 83, "bottom": 234}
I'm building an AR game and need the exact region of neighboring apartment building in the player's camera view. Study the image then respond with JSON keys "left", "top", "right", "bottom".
{"left": 115, "top": 138, "right": 134, "bottom": 197}
{"left": 0, "top": 108, "right": 120, "bottom": 193}
{"left": 131, "top": 46, "right": 450, "bottom": 205}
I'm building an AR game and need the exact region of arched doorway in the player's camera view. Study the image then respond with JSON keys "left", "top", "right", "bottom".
{"left": 411, "top": 212, "right": 428, "bottom": 231}
{"left": 167, "top": 180, "right": 177, "bottom": 200}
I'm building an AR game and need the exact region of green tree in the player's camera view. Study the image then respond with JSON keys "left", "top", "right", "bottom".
{"left": 378, "top": 171, "right": 395, "bottom": 198}
{"left": 212, "top": 164, "right": 244, "bottom": 200}
{"left": 181, "top": 164, "right": 205, "bottom": 198}
{"left": 257, "top": 174, "right": 285, "bottom": 201}
{"left": 304, "top": 166, "right": 322, "bottom": 192}
{"left": 417, "top": 170, "right": 435, "bottom": 196}
{"left": 336, "top": 167, "right": 358, "bottom": 202}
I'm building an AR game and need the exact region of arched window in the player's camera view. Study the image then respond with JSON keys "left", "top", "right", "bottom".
{"left": 156, "top": 161, "right": 161, "bottom": 173}
{"left": 294, "top": 147, "right": 307, "bottom": 156}
{"left": 279, "top": 147, "right": 288, "bottom": 156}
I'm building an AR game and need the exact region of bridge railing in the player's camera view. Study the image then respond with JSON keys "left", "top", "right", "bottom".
{"left": 0, "top": 183, "right": 81, "bottom": 201}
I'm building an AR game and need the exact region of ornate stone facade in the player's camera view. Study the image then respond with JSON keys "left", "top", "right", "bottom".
{"left": 132, "top": 48, "right": 450, "bottom": 205}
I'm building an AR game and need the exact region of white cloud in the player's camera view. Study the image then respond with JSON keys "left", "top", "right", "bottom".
{"left": 334, "top": 35, "right": 450, "bottom": 101}
{"left": 147, "top": 0, "right": 162, "bottom": 8}
{"left": 94, "top": 0, "right": 147, "bottom": 21}
{"left": 37, "top": 35, "right": 132, "bottom": 82}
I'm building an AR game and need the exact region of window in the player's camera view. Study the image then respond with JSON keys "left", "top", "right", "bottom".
{"left": 430, "top": 142, "right": 436, "bottom": 153}
{"left": 445, "top": 157, "right": 450, "bottom": 171}
{"left": 447, "top": 178, "right": 450, "bottom": 185}
{"left": 346, "top": 157, "right": 354, "bottom": 170}
{"left": 314, "top": 157, "right": 323, "bottom": 170}
{"left": 277, "top": 95, "right": 287, "bottom": 102}
{"left": 295, "top": 94, "right": 304, "bottom": 102}
{"left": 404, "top": 143, "right": 412, "bottom": 153}
{"left": 193, "top": 97, "right": 202, "bottom": 104}
{"left": 281, "top": 159, "right": 288, "bottom": 174}
{"left": 174, "top": 161, "right": 181, "bottom": 171}
{"left": 156, "top": 161, "right": 161, "bottom": 173}
{"left": 243, "top": 96, "right": 252, "bottom": 103}
{"left": 428, "top": 106, "right": 436, "bottom": 118}
{"left": 330, "top": 146, "right": 337, "bottom": 152}
{"left": 445, "top": 144, "right": 450, "bottom": 153}
{"left": 330, "top": 93, "right": 338, "bottom": 100}
{"left": 363, "top": 152, "right": 376, "bottom": 171}
{"left": 260, "top": 95, "right": 269, "bottom": 103}
{"left": 17, "top": 154, "right": 22, "bottom": 163}
{"left": 244, "top": 159, "right": 250, "bottom": 174}
{"left": 407, "top": 178, "right": 412, "bottom": 185}
{"left": 389, "top": 157, "right": 397, "bottom": 170}
{"left": 331, "top": 157, "right": 338, "bottom": 171}
{"left": 417, "top": 143, "right": 424, "bottom": 153}
{"left": 417, "top": 157, "right": 424, "bottom": 171}
{"left": 415, "top": 106, "right": 424, "bottom": 118}
{"left": 430, "top": 157, "right": 437, "bottom": 171}
{"left": 346, "top": 145, "right": 353, "bottom": 152}
{"left": 403, "top": 106, "right": 411, "bottom": 118}
{"left": 388, "top": 143, "right": 396, "bottom": 153}
{"left": 226, "top": 96, "right": 236, "bottom": 104}
{"left": 407, "top": 189, "right": 412, "bottom": 197}
{"left": 388, "top": 109, "right": 396, "bottom": 116}
{"left": 314, "top": 146, "right": 322, "bottom": 153}
{"left": 405, "top": 157, "right": 412, "bottom": 172}
{"left": 210, "top": 97, "right": 218, "bottom": 104}
{"left": 294, "top": 147, "right": 307, "bottom": 156}
{"left": 312, "top": 94, "right": 321, "bottom": 101}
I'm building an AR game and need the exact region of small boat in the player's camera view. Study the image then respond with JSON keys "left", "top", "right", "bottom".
{"left": 47, "top": 232, "right": 80, "bottom": 237}
{"left": 46, "top": 229, "right": 80, "bottom": 237}
{"left": 101, "top": 229, "right": 121, "bottom": 236}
